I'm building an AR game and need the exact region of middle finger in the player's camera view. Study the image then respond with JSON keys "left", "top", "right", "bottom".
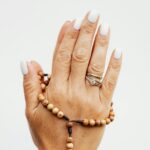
{"left": 70, "top": 11, "right": 99, "bottom": 84}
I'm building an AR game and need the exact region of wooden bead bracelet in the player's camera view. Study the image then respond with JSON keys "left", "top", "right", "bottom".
{"left": 38, "top": 72, "right": 115, "bottom": 150}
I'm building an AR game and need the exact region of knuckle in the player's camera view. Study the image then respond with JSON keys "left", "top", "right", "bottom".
{"left": 72, "top": 48, "right": 88, "bottom": 63}
{"left": 82, "top": 22, "right": 94, "bottom": 34}
{"left": 56, "top": 50, "right": 71, "bottom": 63}
{"left": 98, "top": 38, "right": 109, "bottom": 47}
{"left": 24, "top": 80, "right": 36, "bottom": 94}
{"left": 67, "top": 30, "right": 78, "bottom": 39}
{"left": 111, "top": 60, "right": 121, "bottom": 70}
{"left": 89, "top": 63, "right": 104, "bottom": 75}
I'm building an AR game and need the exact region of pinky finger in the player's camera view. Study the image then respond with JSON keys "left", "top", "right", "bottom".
{"left": 100, "top": 49, "right": 123, "bottom": 103}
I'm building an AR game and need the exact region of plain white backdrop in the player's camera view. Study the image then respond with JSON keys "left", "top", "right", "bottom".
{"left": 0, "top": 0, "right": 150, "bottom": 149}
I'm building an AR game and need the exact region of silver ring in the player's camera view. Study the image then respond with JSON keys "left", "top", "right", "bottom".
{"left": 86, "top": 73, "right": 103, "bottom": 86}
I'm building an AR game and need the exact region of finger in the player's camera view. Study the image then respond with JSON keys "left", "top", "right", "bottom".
{"left": 87, "top": 23, "right": 110, "bottom": 81}
{"left": 100, "top": 49, "right": 122, "bottom": 102}
{"left": 70, "top": 10, "right": 99, "bottom": 84}
{"left": 20, "top": 60, "right": 43, "bottom": 110}
{"left": 53, "top": 21, "right": 72, "bottom": 62}
{"left": 51, "top": 19, "right": 81, "bottom": 82}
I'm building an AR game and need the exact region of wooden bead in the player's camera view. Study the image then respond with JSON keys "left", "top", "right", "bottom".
{"left": 67, "top": 137, "right": 73, "bottom": 143}
{"left": 95, "top": 119, "right": 101, "bottom": 126}
{"left": 67, "top": 122, "right": 73, "bottom": 127}
{"left": 101, "top": 119, "right": 106, "bottom": 125}
{"left": 57, "top": 111, "right": 64, "bottom": 118}
{"left": 109, "top": 111, "right": 115, "bottom": 117}
{"left": 106, "top": 118, "right": 111, "bottom": 124}
{"left": 42, "top": 99, "right": 49, "bottom": 106}
{"left": 89, "top": 119, "right": 96, "bottom": 126}
{"left": 47, "top": 103, "right": 54, "bottom": 110}
{"left": 83, "top": 119, "right": 89, "bottom": 126}
{"left": 44, "top": 80, "right": 49, "bottom": 85}
{"left": 66, "top": 143, "right": 74, "bottom": 149}
{"left": 41, "top": 83, "right": 46, "bottom": 90}
{"left": 38, "top": 94, "right": 45, "bottom": 101}
{"left": 52, "top": 107, "right": 59, "bottom": 114}
{"left": 109, "top": 116, "right": 114, "bottom": 121}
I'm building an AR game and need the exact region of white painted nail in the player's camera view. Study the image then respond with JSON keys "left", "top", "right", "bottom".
{"left": 99, "top": 22, "right": 109, "bottom": 36}
{"left": 20, "top": 61, "right": 28, "bottom": 75}
{"left": 114, "top": 49, "right": 122, "bottom": 59}
{"left": 88, "top": 10, "right": 99, "bottom": 23}
{"left": 73, "top": 18, "right": 82, "bottom": 30}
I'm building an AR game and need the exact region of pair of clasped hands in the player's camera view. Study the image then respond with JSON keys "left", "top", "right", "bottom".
{"left": 20, "top": 10, "right": 122, "bottom": 150}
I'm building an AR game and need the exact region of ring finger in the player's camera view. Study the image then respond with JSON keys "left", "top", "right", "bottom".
{"left": 87, "top": 23, "right": 110, "bottom": 85}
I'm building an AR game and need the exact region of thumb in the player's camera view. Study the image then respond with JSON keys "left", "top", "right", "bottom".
{"left": 20, "top": 60, "right": 43, "bottom": 111}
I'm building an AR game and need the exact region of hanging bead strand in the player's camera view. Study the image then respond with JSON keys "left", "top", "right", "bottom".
{"left": 37, "top": 72, "right": 115, "bottom": 150}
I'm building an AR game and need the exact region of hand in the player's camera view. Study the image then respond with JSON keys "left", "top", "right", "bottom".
{"left": 21, "top": 11, "right": 122, "bottom": 150}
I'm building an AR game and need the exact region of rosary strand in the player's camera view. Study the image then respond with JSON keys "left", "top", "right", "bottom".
{"left": 37, "top": 72, "right": 115, "bottom": 150}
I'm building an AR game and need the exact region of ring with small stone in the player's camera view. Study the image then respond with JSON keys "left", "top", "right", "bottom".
{"left": 86, "top": 73, "right": 103, "bottom": 86}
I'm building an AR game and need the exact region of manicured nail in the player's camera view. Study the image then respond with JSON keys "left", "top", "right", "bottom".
{"left": 20, "top": 61, "right": 28, "bottom": 75}
{"left": 99, "top": 22, "right": 109, "bottom": 36}
{"left": 114, "top": 49, "right": 122, "bottom": 59}
{"left": 73, "top": 18, "right": 82, "bottom": 30}
{"left": 88, "top": 10, "right": 99, "bottom": 23}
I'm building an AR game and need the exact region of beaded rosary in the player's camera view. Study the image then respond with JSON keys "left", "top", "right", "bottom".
{"left": 37, "top": 72, "right": 115, "bottom": 150}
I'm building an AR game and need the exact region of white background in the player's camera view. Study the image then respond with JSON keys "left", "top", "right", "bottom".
{"left": 0, "top": 0, "right": 150, "bottom": 149}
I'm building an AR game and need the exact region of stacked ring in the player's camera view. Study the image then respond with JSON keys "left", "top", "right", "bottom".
{"left": 86, "top": 72, "right": 103, "bottom": 86}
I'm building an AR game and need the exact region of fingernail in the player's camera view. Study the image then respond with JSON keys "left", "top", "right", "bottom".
{"left": 20, "top": 61, "right": 28, "bottom": 75}
{"left": 99, "top": 22, "right": 109, "bottom": 36}
{"left": 73, "top": 18, "right": 82, "bottom": 30}
{"left": 114, "top": 49, "right": 122, "bottom": 59}
{"left": 88, "top": 10, "right": 99, "bottom": 23}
